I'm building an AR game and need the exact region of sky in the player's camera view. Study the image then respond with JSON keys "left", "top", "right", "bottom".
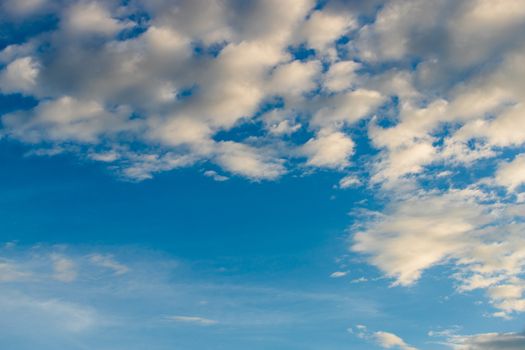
{"left": 1, "top": 0, "right": 525, "bottom": 349}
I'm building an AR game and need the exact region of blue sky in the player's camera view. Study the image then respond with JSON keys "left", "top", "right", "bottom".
{"left": 1, "top": 1, "right": 525, "bottom": 349}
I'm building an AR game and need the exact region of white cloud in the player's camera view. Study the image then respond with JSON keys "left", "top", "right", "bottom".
{"left": 299, "top": 10, "right": 356, "bottom": 52}
{"left": 3, "top": 1, "right": 525, "bottom": 326}
{"left": 165, "top": 315, "right": 218, "bottom": 326}
{"left": 374, "top": 331, "right": 418, "bottom": 350}
{"left": 311, "top": 89, "right": 384, "bottom": 129}
{"left": 339, "top": 175, "right": 361, "bottom": 189}
{"left": 215, "top": 141, "right": 285, "bottom": 180}
{"left": 268, "top": 60, "right": 321, "bottom": 97}
{"left": 330, "top": 271, "right": 348, "bottom": 278}
{"left": 352, "top": 187, "right": 525, "bottom": 316}
{"left": 349, "top": 325, "right": 417, "bottom": 350}
{"left": 203, "top": 170, "right": 229, "bottom": 182}
{"left": 3, "top": 96, "right": 134, "bottom": 143}
{"left": 323, "top": 60, "right": 360, "bottom": 93}
{"left": 64, "top": 2, "right": 129, "bottom": 36}
{"left": 495, "top": 154, "right": 525, "bottom": 192}
{"left": 301, "top": 130, "right": 355, "bottom": 169}
{"left": 0, "top": 56, "right": 39, "bottom": 94}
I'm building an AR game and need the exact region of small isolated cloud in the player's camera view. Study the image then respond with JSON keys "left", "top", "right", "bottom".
{"left": 338, "top": 175, "right": 361, "bottom": 189}
{"left": 203, "top": 170, "right": 229, "bottom": 182}
{"left": 348, "top": 325, "right": 417, "bottom": 350}
{"left": 165, "top": 315, "right": 218, "bottom": 326}
{"left": 351, "top": 277, "right": 368, "bottom": 284}
{"left": 374, "top": 331, "right": 418, "bottom": 350}
{"left": 330, "top": 271, "right": 348, "bottom": 278}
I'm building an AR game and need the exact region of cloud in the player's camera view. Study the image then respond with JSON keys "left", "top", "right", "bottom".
{"left": 330, "top": 271, "right": 348, "bottom": 278}
{"left": 0, "top": 244, "right": 380, "bottom": 349}
{"left": 0, "top": 261, "right": 30, "bottom": 282}
{"left": 495, "top": 154, "right": 525, "bottom": 192}
{"left": 165, "top": 315, "right": 218, "bottom": 326}
{"left": 430, "top": 330, "right": 525, "bottom": 350}
{"left": 0, "top": 0, "right": 523, "bottom": 186}
{"left": 374, "top": 331, "right": 418, "bottom": 350}
{"left": 89, "top": 254, "right": 129, "bottom": 275}
{"left": 1, "top": 0, "right": 50, "bottom": 17}
{"left": 0, "top": 292, "right": 99, "bottom": 334}
{"left": 301, "top": 130, "right": 355, "bottom": 169}
{"left": 63, "top": 2, "right": 129, "bottom": 36}
{"left": 0, "top": 56, "right": 40, "bottom": 94}
{"left": 0, "top": 0, "right": 375, "bottom": 181}
{"left": 349, "top": 325, "right": 417, "bottom": 350}
{"left": 352, "top": 186, "right": 525, "bottom": 317}
{"left": 215, "top": 141, "right": 286, "bottom": 180}
{"left": 2, "top": 0, "right": 525, "bottom": 329}
{"left": 338, "top": 175, "right": 361, "bottom": 189}
{"left": 51, "top": 254, "right": 77, "bottom": 283}
{"left": 203, "top": 170, "right": 229, "bottom": 182}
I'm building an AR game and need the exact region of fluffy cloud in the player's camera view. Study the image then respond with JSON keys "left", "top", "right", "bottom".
{"left": 352, "top": 187, "right": 525, "bottom": 317}
{"left": 0, "top": 56, "right": 40, "bottom": 94}
{"left": 374, "top": 331, "right": 418, "bottom": 350}
{"left": 495, "top": 154, "right": 525, "bottom": 192}
{"left": 2, "top": 0, "right": 525, "bottom": 323}
{"left": 0, "top": 0, "right": 524, "bottom": 184}
{"left": 349, "top": 326, "right": 418, "bottom": 350}
{"left": 301, "top": 130, "right": 355, "bottom": 169}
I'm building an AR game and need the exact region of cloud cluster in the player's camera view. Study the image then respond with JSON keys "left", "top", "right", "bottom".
{"left": 2, "top": 0, "right": 525, "bottom": 324}
{"left": 353, "top": 186, "right": 525, "bottom": 317}
{"left": 429, "top": 329, "right": 525, "bottom": 350}
{"left": 0, "top": 243, "right": 380, "bottom": 349}
{"left": 0, "top": 0, "right": 379, "bottom": 180}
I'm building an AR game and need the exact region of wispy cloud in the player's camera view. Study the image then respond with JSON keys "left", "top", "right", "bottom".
{"left": 165, "top": 315, "right": 218, "bottom": 326}
{"left": 89, "top": 254, "right": 129, "bottom": 275}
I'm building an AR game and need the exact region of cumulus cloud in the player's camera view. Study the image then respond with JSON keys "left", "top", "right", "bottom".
{"left": 349, "top": 325, "right": 417, "bottom": 350}
{"left": 352, "top": 187, "right": 525, "bottom": 317}
{"left": 374, "top": 331, "right": 418, "bottom": 350}
{"left": 301, "top": 130, "right": 355, "bottom": 169}
{"left": 495, "top": 154, "right": 525, "bottom": 192}
{"left": 0, "top": 0, "right": 523, "bottom": 186}
{"left": 0, "top": 56, "right": 40, "bottom": 94}
{"left": 2, "top": 0, "right": 525, "bottom": 324}
{"left": 0, "top": 0, "right": 384, "bottom": 181}
{"left": 63, "top": 2, "right": 129, "bottom": 36}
